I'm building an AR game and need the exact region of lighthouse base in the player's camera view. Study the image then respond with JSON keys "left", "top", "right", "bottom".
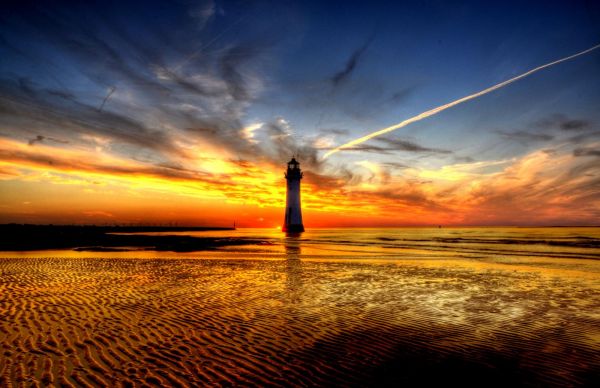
{"left": 283, "top": 224, "right": 304, "bottom": 233}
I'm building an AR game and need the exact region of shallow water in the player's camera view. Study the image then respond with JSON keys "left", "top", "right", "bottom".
{"left": 1, "top": 227, "right": 599, "bottom": 386}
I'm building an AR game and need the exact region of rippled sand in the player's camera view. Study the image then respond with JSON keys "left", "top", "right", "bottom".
{"left": 1, "top": 229, "right": 599, "bottom": 386}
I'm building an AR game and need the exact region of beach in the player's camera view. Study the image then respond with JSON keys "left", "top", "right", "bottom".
{"left": 0, "top": 227, "right": 599, "bottom": 386}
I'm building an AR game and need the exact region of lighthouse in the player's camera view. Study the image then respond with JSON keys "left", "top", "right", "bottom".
{"left": 283, "top": 158, "right": 304, "bottom": 233}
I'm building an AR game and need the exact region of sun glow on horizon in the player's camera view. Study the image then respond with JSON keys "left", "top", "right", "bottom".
{"left": 1, "top": 132, "right": 598, "bottom": 227}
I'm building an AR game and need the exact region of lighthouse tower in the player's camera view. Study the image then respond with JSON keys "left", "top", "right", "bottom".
{"left": 283, "top": 158, "right": 304, "bottom": 233}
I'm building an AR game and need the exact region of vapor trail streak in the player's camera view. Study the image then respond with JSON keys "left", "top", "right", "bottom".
{"left": 323, "top": 43, "right": 600, "bottom": 159}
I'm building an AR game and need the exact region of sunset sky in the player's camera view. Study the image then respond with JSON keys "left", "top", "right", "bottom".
{"left": 1, "top": 0, "right": 599, "bottom": 227}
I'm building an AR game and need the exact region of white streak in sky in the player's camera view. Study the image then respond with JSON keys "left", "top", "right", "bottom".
{"left": 323, "top": 43, "right": 600, "bottom": 159}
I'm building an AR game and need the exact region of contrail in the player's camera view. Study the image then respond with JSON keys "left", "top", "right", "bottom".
{"left": 323, "top": 43, "right": 600, "bottom": 159}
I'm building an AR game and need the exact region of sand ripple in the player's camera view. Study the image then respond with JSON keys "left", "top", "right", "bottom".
{"left": 0, "top": 256, "right": 598, "bottom": 386}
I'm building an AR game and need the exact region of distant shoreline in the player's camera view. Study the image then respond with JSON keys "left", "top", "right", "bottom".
{"left": 0, "top": 224, "right": 235, "bottom": 232}
{"left": 0, "top": 224, "right": 256, "bottom": 252}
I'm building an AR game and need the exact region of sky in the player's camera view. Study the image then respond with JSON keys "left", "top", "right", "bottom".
{"left": 0, "top": 0, "right": 599, "bottom": 227}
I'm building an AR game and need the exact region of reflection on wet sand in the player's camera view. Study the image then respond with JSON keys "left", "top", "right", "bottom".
{"left": 284, "top": 235, "right": 303, "bottom": 304}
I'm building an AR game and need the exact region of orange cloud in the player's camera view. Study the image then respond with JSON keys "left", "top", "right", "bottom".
{"left": 0, "top": 136, "right": 598, "bottom": 226}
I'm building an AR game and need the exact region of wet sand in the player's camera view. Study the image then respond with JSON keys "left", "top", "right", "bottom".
{"left": 1, "top": 237, "right": 599, "bottom": 386}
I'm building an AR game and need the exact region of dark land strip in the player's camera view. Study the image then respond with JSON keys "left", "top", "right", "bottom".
{"left": 0, "top": 224, "right": 259, "bottom": 252}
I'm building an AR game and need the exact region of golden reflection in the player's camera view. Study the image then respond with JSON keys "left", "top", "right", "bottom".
{"left": 284, "top": 235, "right": 303, "bottom": 303}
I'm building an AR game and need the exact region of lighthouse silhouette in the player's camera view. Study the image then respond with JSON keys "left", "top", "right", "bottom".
{"left": 283, "top": 158, "right": 304, "bottom": 233}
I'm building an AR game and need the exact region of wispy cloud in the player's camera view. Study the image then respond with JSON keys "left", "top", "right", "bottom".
{"left": 331, "top": 35, "right": 375, "bottom": 87}
{"left": 496, "top": 130, "right": 554, "bottom": 143}
{"left": 316, "top": 136, "right": 451, "bottom": 156}
{"left": 534, "top": 113, "right": 593, "bottom": 131}
{"left": 373, "top": 137, "right": 452, "bottom": 154}
{"left": 573, "top": 147, "right": 600, "bottom": 157}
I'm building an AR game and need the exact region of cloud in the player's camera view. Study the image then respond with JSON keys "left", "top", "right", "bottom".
{"left": 240, "top": 122, "right": 263, "bottom": 144}
{"left": 219, "top": 41, "right": 267, "bottom": 101}
{"left": 316, "top": 136, "right": 451, "bottom": 155}
{"left": 566, "top": 130, "right": 600, "bottom": 144}
{"left": 452, "top": 149, "right": 600, "bottom": 224}
{"left": 260, "top": 118, "right": 322, "bottom": 170}
{"left": 452, "top": 156, "right": 476, "bottom": 164}
{"left": 322, "top": 144, "right": 395, "bottom": 154}
{"left": 307, "top": 147, "right": 600, "bottom": 225}
{"left": 189, "top": 0, "right": 216, "bottom": 29}
{"left": 382, "top": 162, "right": 410, "bottom": 169}
{"left": 351, "top": 187, "right": 445, "bottom": 211}
{"left": 373, "top": 137, "right": 452, "bottom": 154}
{"left": 493, "top": 114, "right": 596, "bottom": 151}
{"left": 0, "top": 140, "right": 225, "bottom": 185}
{"left": 388, "top": 87, "right": 414, "bottom": 103}
{"left": 318, "top": 128, "right": 350, "bottom": 136}
{"left": 573, "top": 147, "right": 600, "bottom": 157}
{"left": 0, "top": 2, "right": 291, "bottom": 172}
{"left": 28, "top": 135, "right": 69, "bottom": 146}
{"left": 331, "top": 35, "right": 374, "bottom": 87}
{"left": 560, "top": 119, "right": 590, "bottom": 131}
{"left": 534, "top": 113, "right": 593, "bottom": 131}
{"left": 83, "top": 210, "right": 115, "bottom": 218}
{"left": 302, "top": 170, "right": 346, "bottom": 191}
{"left": 496, "top": 130, "right": 554, "bottom": 142}
{"left": 98, "top": 86, "right": 116, "bottom": 112}
{"left": 417, "top": 159, "right": 512, "bottom": 182}
{"left": 0, "top": 77, "right": 183, "bottom": 157}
